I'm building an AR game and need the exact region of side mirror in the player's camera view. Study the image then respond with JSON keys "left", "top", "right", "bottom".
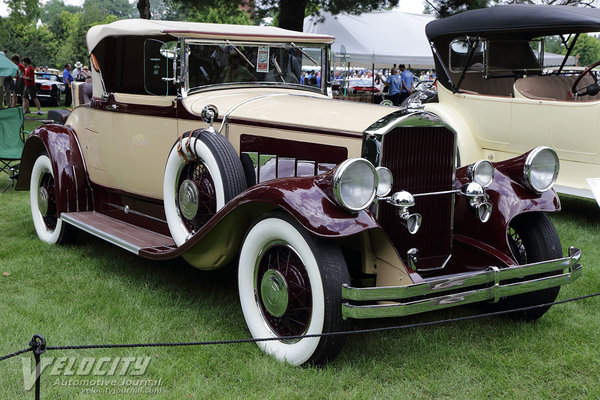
{"left": 201, "top": 105, "right": 218, "bottom": 131}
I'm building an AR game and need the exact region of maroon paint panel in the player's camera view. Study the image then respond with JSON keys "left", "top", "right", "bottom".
{"left": 140, "top": 173, "right": 380, "bottom": 260}
{"left": 449, "top": 150, "right": 560, "bottom": 275}
{"left": 240, "top": 134, "right": 348, "bottom": 164}
{"left": 16, "top": 124, "right": 91, "bottom": 215}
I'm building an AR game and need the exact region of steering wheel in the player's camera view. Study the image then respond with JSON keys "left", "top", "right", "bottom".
{"left": 572, "top": 60, "right": 600, "bottom": 98}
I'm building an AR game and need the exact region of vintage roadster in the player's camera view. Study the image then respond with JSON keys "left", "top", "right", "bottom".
{"left": 16, "top": 19, "right": 581, "bottom": 366}
{"left": 422, "top": 5, "right": 600, "bottom": 200}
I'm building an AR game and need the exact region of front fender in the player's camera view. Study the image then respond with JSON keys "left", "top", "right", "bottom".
{"left": 454, "top": 152, "right": 560, "bottom": 265}
{"left": 16, "top": 124, "right": 91, "bottom": 214}
{"left": 141, "top": 175, "right": 380, "bottom": 265}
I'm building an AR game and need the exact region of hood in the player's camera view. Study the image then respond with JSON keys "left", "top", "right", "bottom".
{"left": 181, "top": 88, "right": 397, "bottom": 135}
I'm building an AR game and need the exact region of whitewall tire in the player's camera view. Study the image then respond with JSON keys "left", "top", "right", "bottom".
{"left": 30, "top": 154, "right": 71, "bottom": 244}
{"left": 238, "top": 212, "right": 349, "bottom": 366}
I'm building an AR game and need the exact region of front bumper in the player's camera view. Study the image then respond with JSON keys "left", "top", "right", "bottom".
{"left": 342, "top": 247, "right": 582, "bottom": 319}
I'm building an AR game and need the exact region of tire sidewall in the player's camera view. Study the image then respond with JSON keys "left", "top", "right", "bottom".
{"left": 163, "top": 136, "right": 226, "bottom": 246}
{"left": 238, "top": 217, "right": 325, "bottom": 366}
{"left": 30, "top": 155, "right": 64, "bottom": 244}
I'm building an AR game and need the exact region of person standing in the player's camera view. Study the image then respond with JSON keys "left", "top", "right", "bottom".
{"left": 385, "top": 68, "right": 402, "bottom": 106}
{"left": 399, "top": 64, "right": 414, "bottom": 104}
{"left": 63, "top": 63, "right": 74, "bottom": 107}
{"left": 21, "top": 57, "right": 43, "bottom": 115}
{"left": 11, "top": 54, "right": 25, "bottom": 108}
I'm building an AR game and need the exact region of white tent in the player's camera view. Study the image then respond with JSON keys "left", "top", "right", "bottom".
{"left": 304, "top": 9, "right": 436, "bottom": 68}
{"left": 303, "top": 9, "right": 575, "bottom": 68}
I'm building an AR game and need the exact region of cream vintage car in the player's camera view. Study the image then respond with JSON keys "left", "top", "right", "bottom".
{"left": 422, "top": 4, "right": 600, "bottom": 200}
{"left": 16, "top": 19, "right": 582, "bottom": 366}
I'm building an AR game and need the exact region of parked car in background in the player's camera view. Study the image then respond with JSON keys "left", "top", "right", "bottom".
{"left": 35, "top": 72, "right": 65, "bottom": 106}
{"left": 419, "top": 5, "right": 600, "bottom": 200}
{"left": 16, "top": 19, "right": 581, "bottom": 366}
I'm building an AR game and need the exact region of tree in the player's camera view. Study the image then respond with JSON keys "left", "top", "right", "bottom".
{"left": 171, "top": 0, "right": 401, "bottom": 31}
{"left": 137, "top": 0, "right": 151, "bottom": 19}
{"left": 427, "top": 0, "right": 489, "bottom": 17}
{"left": 571, "top": 33, "right": 600, "bottom": 66}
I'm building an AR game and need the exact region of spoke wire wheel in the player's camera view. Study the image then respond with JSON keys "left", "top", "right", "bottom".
{"left": 255, "top": 242, "right": 312, "bottom": 340}
{"left": 238, "top": 212, "right": 349, "bottom": 366}
{"left": 487, "top": 212, "right": 563, "bottom": 321}
{"left": 163, "top": 131, "right": 247, "bottom": 246}
{"left": 176, "top": 160, "right": 217, "bottom": 233}
{"left": 30, "top": 154, "right": 68, "bottom": 244}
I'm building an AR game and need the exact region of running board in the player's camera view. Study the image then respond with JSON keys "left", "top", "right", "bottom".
{"left": 61, "top": 211, "right": 176, "bottom": 255}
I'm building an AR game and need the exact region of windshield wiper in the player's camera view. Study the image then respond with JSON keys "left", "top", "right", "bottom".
{"left": 226, "top": 40, "right": 255, "bottom": 69}
{"left": 290, "top": 42, "right": 318, "bottom": 65}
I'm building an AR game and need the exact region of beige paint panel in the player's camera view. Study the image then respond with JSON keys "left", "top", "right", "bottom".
{"left": 182, "top": 88, "right": 395, "bottom": 135}
{"left": 113, "top": 93, "right": 176, "bottom": 107}
{"left": 437, "top": 87, "right": 512, "bottom": 146}
{"left": 177, "top": 119, "right": 363, "bottom": 160}
{"left": 111, "top": 112, "right": 178, "bottom": 198}
{"left": 68, "top": 107, "right": 120, "bottom": 189}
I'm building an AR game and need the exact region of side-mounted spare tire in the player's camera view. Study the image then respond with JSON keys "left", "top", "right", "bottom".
{"left": 163, "top": 129, "right": 247, "bottom": 246}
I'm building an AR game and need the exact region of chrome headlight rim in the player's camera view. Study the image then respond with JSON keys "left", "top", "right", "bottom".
{"left": 467, "top": 160, "right": 494, "bottom": 188}
{"left": 523, "top": 146, "right": 560, "bottom": 193}
{"left": 375, "top": 166, "right": 393, "bottom": 197}
{"left": 333, "top": 158, "right": 378, "bottom": 212}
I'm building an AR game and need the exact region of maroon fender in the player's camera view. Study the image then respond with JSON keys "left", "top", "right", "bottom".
{"left": 453, "top": 151, "right": 560, "bottom": 266}
{"left": 142, "top": 173, "right": 380, "bottom": 259}
{"left": 16, "top": 123, "right": 91, "bottom": 214}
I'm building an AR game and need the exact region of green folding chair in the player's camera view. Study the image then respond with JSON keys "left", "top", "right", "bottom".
{"left": 0, "top": 106, "right": 25, "bottom": 192}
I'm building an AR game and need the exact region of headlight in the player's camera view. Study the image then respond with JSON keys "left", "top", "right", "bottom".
{"left": 375, "top": 167, "right": 393, "bottom": 197}
{"left": 333, "top": 158, "right": 377, "bottom": 212}
{"left": 467, "top": 160, "right": 494, "bottom": 188}
{"left": 524, "top": 146, "right": 559, "bottom": 193}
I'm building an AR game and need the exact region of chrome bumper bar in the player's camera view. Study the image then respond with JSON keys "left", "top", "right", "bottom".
{"left": 342, "top": 247, "right": 582, "bottom": 320}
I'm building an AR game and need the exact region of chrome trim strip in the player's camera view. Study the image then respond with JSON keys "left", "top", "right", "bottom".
{"left": 61, "top": 213, "right": 140, "bottom": 255}
{"left": 341, "top": 247, "right": 582, "bottom": 319}
{"left": 105, "top": 202, "right": 167, "bottom": 224}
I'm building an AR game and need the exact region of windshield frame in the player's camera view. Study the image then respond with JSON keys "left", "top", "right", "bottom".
{"left": 180, "top": 38, "right": 330, "bottom": 97}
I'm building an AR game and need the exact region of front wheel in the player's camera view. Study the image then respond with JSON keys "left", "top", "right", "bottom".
{"left": 238, "top": 212, "right": 350, "bottom": 366}
{"left": 30, "top": 154, "right": 73, "bottom": 244}
{"left": 489, "top": 212, "right": 563, "bottom": 321}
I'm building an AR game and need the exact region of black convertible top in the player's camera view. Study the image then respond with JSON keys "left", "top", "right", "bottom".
{"left": 426, "top": 5, "right": 600, "bottom": 41}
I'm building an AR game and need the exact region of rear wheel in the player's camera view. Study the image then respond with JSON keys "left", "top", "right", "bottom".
{"left": 238, "top": 212, "right": 349, "bottom": 366}
{"left": 30, "top": 154, "right": 73, "bottom": 244}
{"left": 490, "top": 212, "right": 562, "bottom": 321}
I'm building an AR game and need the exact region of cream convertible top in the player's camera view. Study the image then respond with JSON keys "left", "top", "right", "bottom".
{"left": 86, "top": 19, "right": 335, "bottom": 53}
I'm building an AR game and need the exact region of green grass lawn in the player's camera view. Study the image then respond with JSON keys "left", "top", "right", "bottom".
{"left": 0, "top": 124, "right": 599, "bottom": 398}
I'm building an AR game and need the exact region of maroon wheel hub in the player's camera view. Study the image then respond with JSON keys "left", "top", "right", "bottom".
{"left": 256, "top": 244, "right": 312, "bottom": 338}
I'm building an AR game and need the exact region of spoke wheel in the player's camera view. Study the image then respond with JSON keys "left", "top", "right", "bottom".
{"left": 256, "top": 244, "right": 312, "bottom": 339}
{"left": 486, "top": 212, "right": 562, "bottom": 321}
{"left": 239, "top": 212, "right": 350, "bottom": 366}
{"left": 30, "top": 154, "right": 73, "bottom": 244}
{"left": 164, "top": 130, "right": 247, "bottom": 246}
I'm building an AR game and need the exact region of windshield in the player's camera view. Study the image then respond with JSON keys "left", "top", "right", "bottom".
{"left": 184, "top": 40, "right": 327, "bottom": 94}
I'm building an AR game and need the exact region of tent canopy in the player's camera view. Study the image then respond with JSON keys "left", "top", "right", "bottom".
{"left": 304, "top": 10, "right": 436, "bottom": 68}
{"left": 0, "top": 53, "right": 17, "bottom": 77}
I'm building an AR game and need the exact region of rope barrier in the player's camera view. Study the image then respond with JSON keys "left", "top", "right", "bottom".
{"left": 0, "top": 291, "right": 598, "bottom": 400}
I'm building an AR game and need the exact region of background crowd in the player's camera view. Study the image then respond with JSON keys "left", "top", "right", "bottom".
{"left": 1, "top": 52, "right": 91, "bottom": 111}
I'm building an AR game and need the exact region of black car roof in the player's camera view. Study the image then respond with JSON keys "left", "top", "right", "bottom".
{"left": 426, "top": 5, "right": 600, "bottom": 41}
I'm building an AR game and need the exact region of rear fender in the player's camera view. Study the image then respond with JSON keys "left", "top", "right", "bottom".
{"left": 16, "top": 124, "right": 91, "bottom": 214}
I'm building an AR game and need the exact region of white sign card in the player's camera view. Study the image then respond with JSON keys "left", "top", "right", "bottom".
{"left": 257, "top": 47, "right": 269, "bottom": 73}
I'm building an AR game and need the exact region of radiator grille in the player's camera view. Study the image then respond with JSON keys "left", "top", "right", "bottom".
{"left": 378, "top": 126, "right": 455, "bottom": 269}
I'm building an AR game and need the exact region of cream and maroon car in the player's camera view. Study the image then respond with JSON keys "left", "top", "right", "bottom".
{"left": 422, "top": 5, "right": 600, "bottom": 200}
{"left": 16, "top": 19, "right": 582, "bottom": 366}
